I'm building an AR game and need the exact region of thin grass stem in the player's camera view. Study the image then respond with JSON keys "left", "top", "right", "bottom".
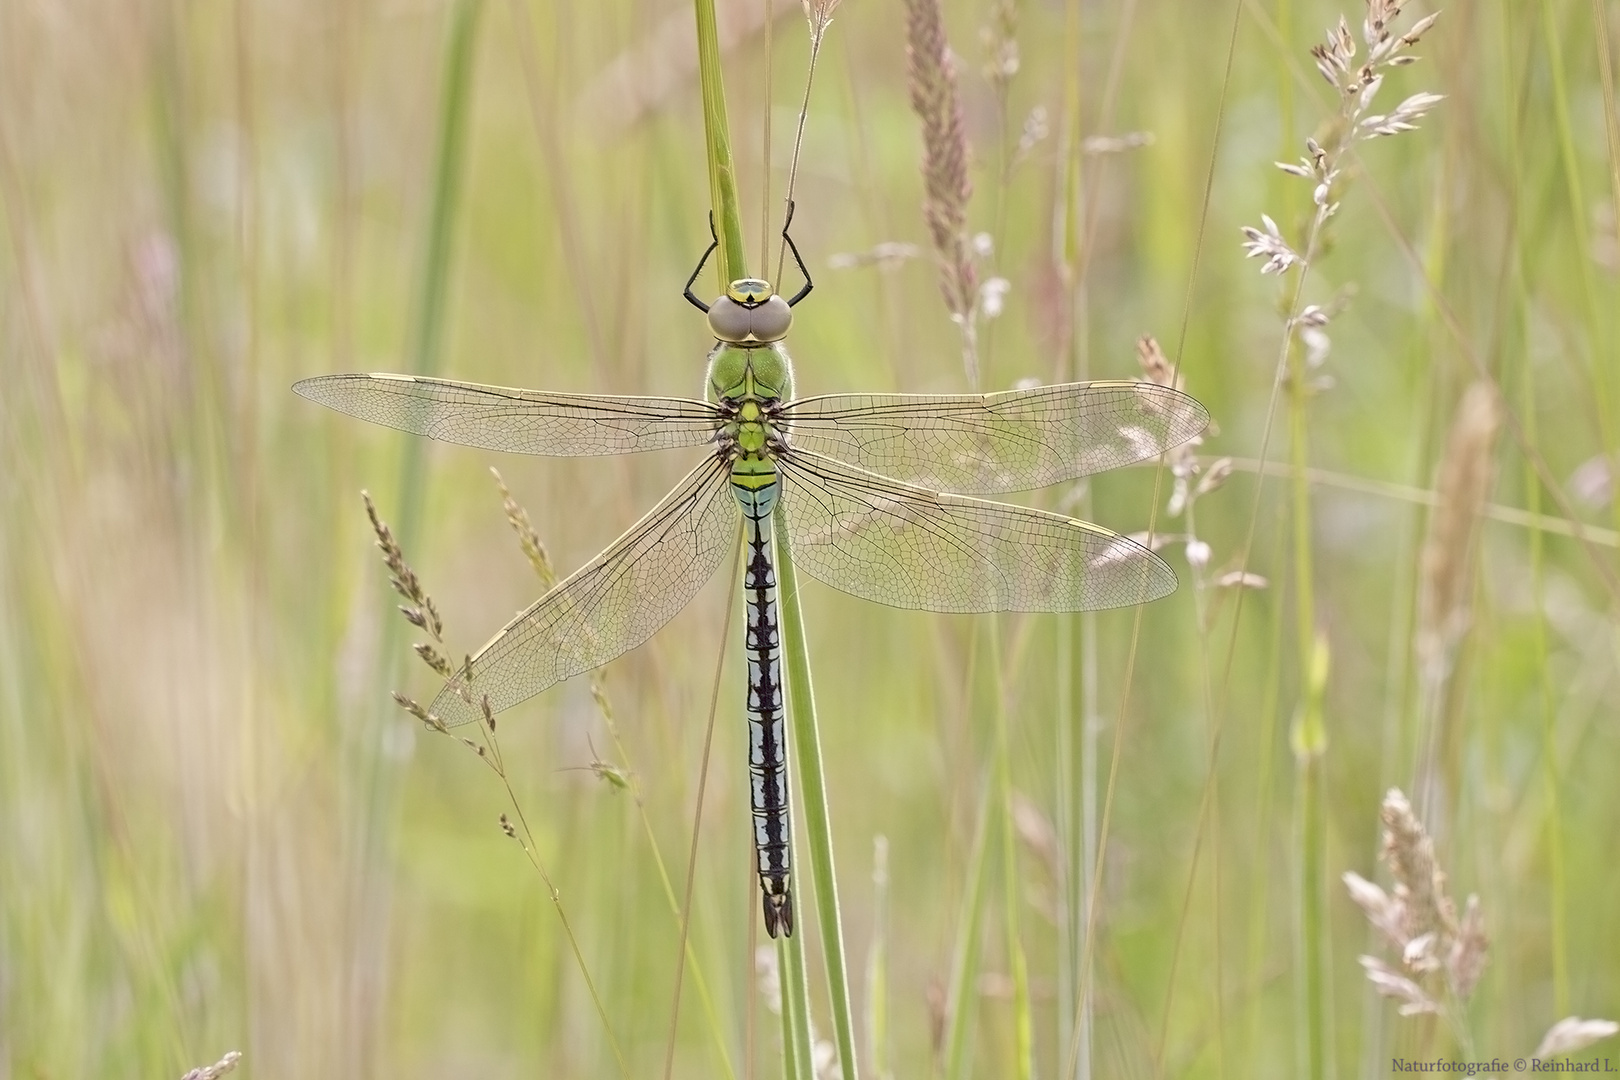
{"left": 943, "top": 766, "right": 993, "bottom": 1080}
{"left": 664, "top": 521, "right": 746, "bottom": 1080}
{"left": 351, "top": 7, "right": 484, "bottom": 1074}
{"left": 986, "top": 615, "right": 1032, "bottom": 1080}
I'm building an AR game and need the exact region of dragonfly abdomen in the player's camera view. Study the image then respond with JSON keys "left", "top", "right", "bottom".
{"left": 733, "top": 470, "right": 793, "bottom": 939}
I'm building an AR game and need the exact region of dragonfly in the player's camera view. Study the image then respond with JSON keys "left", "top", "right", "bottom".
{"left": 294, "top": 207, "right": 1208, "bottom": 938}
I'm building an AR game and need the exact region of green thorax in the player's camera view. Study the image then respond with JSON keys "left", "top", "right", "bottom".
{"left": 709, "top": 343, "right": 793, "bottom": 490}
{"left": 708, "top": 341, "right": 794, "bottom": 405}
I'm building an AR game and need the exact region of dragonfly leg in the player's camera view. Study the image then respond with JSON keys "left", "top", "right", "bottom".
{"left": 683, "top": 213, "right": 719, "bottom": 313}
{"left": 781, "top": 199, "right": 813, "bottom": 308}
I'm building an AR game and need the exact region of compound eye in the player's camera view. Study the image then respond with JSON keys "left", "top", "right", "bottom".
{"left": 749, "top": 295, "right": 793, "bottom": 343}
{"left": 707, "top": 296, "right": 753, "bottom": 342}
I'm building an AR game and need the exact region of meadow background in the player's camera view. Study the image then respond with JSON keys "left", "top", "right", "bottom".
{"left": 3, "top": 0, "right": 1618, "bottom": 1076}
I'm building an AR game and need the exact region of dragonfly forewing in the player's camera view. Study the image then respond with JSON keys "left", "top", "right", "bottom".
{"left": 778, "top": 380, "right": 1208, "bottom": 494}
{"left": 293, "top": 373, "right": 722, "bottom": 457}
{"left": 778, "top": 448, "right": 1176, "bottom": 613}
{"left": 429, "top": 455, "right": 736, "bottom": 727}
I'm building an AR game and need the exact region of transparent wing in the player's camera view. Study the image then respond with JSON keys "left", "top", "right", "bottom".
{"left": 294, "top": 373, "right": 722, "bottom": 456}
{"left": 779, "top": 380, "right": 1208, "bottom": 494}
{"left": 430, "top": 455, "right": 735, "bottom": 726}
{"left": 779, "top": 449, "right": 1176, "bottom": 613}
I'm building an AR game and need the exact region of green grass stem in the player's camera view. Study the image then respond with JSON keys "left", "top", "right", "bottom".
{"left": 988, "top": 615, "right": 1033, "bottom": 1080}
{"left": 352, "top": 4, "right": 484, "bottom": 1071}
{"left": 776, "top": 511, "right": 862, "bottom": 1079}
{"left": 1292, "top": 631, "right": 1329, "bottom": 1080}
{"left": 693, "top": 0, "right": 746, "bottom": 288}
{"left": 692, "top": 1, "right": 858, "bottom": 1073}
{"left": 943, "top": 767, "right": 993, "bottom": 1080}
{"left": 780, "top": 926, "right": 814, "bottom": 1080}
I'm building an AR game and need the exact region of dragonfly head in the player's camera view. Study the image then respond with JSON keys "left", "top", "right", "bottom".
{"left": 708, "top": 279, "right": 792, "bottom": 344}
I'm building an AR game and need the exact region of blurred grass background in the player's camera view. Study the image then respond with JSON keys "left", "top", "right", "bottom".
{"left": 3, "top": 0, "right": 1618, "bottom": 1076}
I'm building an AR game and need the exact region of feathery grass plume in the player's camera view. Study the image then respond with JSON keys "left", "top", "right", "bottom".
{"left": 179, "top": 1051, "right": 242, "bottom": 1080}
{"left": 1243, "top": 1, "right": 1443, "bottom": 278}
{"left": 1416, "top": 381, "right": 1501, "bottom": 683}
{"left": 491, "top": 466, "right": 557, "bottom": 589}
{"left": 803, "top": 0, "right": 842, "bottom": 26}
{"left": 904, "top": 0, "right": 980, "bottom": 381}
{"left": 1349, "top": 801, "right": 1617, "bottom": 1057}
{"left": 980, "top": 0, "right": 1019, "bottom": 95}
{"left": 488, "top": 468, "right": 626, "bottom": 776}
{"left": 1133, "top": 337, "right": 1249, "bottom": 593}
{"left": 361, "top": 493, "right": 622, "bottom": 1061}
{"left": 362, "top": 491, "right": 453, "bottom": 684}
{"left": 1342, "top": 788, "right": 1488, "bottom": 1021}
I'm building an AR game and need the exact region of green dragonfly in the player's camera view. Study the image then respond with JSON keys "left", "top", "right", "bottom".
{"left": 294, "top": 209, "right": 1208, "bottom": 938}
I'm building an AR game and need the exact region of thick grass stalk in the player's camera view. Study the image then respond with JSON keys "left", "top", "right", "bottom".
{"left": 392, "top": 0, "right": 482, "bottom": 583}
{"left": 690, "top": 2, "right": 858, "bottom": 1074}
{"left": 780, "top": 924, "right": 813, "bottom": 1080}
{"left": 692, "top": 0, "right": 746, "bottom": 287}
{"left": 776, "top": 513, "right": 861, "bottom": 1079}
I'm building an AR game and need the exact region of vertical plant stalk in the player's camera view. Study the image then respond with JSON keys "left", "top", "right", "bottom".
{"left": 1292, "top": 631, "right": 1330, "bottom": 1080}
{"left": 942, "top": 765, "right": 993, "bottom": 1080}
{"left": 1282, "top": 296, "right": 1326, "bottom": 1080}
{"left": 774, "top": 0, "right": 840, "bottom": 289}
{"left": 1413, "top": 382, "right": 1501, "bottom": 814}
{"left": 1540, "top": 0, "right": 1620, "bottom": 544}
{"left": 352, "top": 3, "right": 482, "bottom": 1074}
{"left": 987, "top": 617, "right": 1033, "bottom": 1080}
{"left": 776, "top": 512, "right": 862, "bottom": 1080}
{"left": 866, "top": 837, "right": 892, "bottom": 1080}
{"left": 1505, "top": 22, "right": 1571, "bottom": 1006}
{"left": 692, "top": 0, "right": 745, "bottom": 287}
{"left": 1234, "top": 10, "right": 1447, "bottom": 1075}
{"left": 690, "top": 2, "right": 858, "bottom": 1075}
{"left": 1052, "top": 5, "right": 1097, "bottom": 1075}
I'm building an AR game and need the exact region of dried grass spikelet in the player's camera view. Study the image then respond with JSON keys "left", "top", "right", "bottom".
{"left": 1535, "top": 1018, "right": 1620, "bottom": 1059}
{"left": 1345, "top": 788, "right": 1489, "bottom": 1011}
{"left": 180, "top": 1051, "right": 243, "bottom": 1080}
{"left": 981, "top": 0, "right": 1019, "bottom": 93}
{"left": 904, "top": 0, "right": 977, "bottom": 321}
{"left": 492, "top": 467, "right": 557, "bottom": 589}
{"left": 1378, "top": 787, "right": 1452, "bottom": 940}
{"left": 363, "top": 490, "right": 453, "bottom": 682}
{"left": 1416, "top": 380, "right": 1501, "bottom": 681}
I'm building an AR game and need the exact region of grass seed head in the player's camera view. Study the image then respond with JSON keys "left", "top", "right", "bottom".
{"left": 904, "top": 0, "right": 978, "bottom": 321}
{"left": 1417, "top": 380, "right": 1501, "bottom": 681}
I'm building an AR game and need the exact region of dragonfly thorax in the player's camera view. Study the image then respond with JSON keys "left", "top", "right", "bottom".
{"left": 708, "top": 279, "right": 793, "bottom": 344}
